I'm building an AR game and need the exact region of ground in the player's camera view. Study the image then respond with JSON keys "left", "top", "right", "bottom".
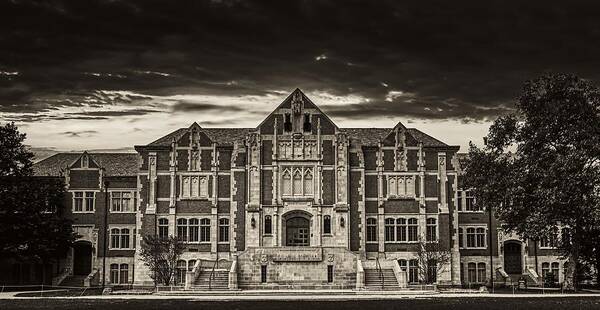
{"left": 1, "top": 297, "right": 600, "bottom": 310}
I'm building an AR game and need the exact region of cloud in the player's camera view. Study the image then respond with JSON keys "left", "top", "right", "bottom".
{"left": 60, "top": 130, "right": 98, "bottom": 137}
{"left": 171, "top": 101, "right": 245, "bottom": 113}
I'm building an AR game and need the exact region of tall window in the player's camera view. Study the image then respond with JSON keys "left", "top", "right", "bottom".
{"left": 407, "top": 218, "right": 418, "bottom": 242}
{"left": 110, "top": 228, "right": 131, "bottom": 249}
{"left": 177, "top": 218, "right": 188, "bottom": 242}
{"left": 366, "top": 218, "right": 377, "bottom": 242}
{"left": 73, "top": 191, "right": 95, "bottom": 212}
{"left": 396, "top": 218, "right": 407, "bottom": 242}
{"left": 327, "top": 265, "right": 334, "bottom": 283}
{"left": 387, "top": 176, "right": 415, "bottom": 198}
{"left": 551, "top": 262, "right": 559, "bottom": 283}
{"left": 323, "top": 215, "right": 332, "bottom": 234}
{"left": 110, "top": 264, "right": 129, "bottom": 284}
{"left": 458, "top": 228, "right": 464, "bottom": 248}
{"left": 541, "top": 262, "right": 550, "bottom": 281}
{"left": 190, "top": 149, "right": 200, "bottom": 171}
{"left": 200, "top": 218, "right": 211, "bottom": 242}
{"left": 261, "top": 265, "right": 268, "bottom": 283}
{"left": 465, "top": 190, "right": 481, "bottom": 211}
{"left": 181, "top": 176, "right": 209, "bottom": 199}
{"left": 188, "top": 218, "right": 199, "bottom": 242}
{"left": 176, "top": 260, "right": 187, "bottom": 285}
{"left": 427, "top": 259, "right": 437, "bottom": 283}
{"left": 111, "top": 191, "right": 134, "bottom": 212}
{"left": 219, "top": 218, "right": 229, "bottom": 242}
{"left": 457, "top": 190, "right": 463, "bottom": 211}
{"left": 158, "top": 218, "right": 169, "bottom": 239}
{"left": 264, "top": 215, "right": 272, "bottom": 235}
{"left": 467, "top": 262, "right": 486, "bottom": 283}
{"left": 409, "top": 259, "right": 419, "bottom": 283}
{"left": 283, "top": 113, "right": 292, "bottom": 132}
{"left": 281, "top": 167, "right": 314, "bottom": 197}
{"left": 426, "top": 218, "right": 437, "bottom": 242}
{"left": 385, "top": 218, "right": 395, "bottom": 241}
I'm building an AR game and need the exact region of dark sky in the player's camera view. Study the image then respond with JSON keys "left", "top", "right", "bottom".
{"left": 1, "top": 0, "right": 600, "bottom": 150}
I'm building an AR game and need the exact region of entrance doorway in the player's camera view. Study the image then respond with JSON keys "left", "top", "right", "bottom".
{"left": 73, "top": 241, "right": 93, "bottom": 276}
{"left": 286, "top": 217, "right": 310, "bottom": 246}
{"left": 504, "top": 241, "right": 522, "bottom": 274}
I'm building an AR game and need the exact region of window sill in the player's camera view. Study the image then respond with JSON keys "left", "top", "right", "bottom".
{"left": 539, "top": 247, "right": 558, "bottom": 250}
{"left": 384, "top": 241, "right": 419, "bottom": 244}
{"left": 110, "top": 211, "right": 136, "bottom": 214}
{"left": 73, "top": 211, "right": 95, "bottom": 214}
{"left": 386, "top": 196, "right": 416, "bottom": 201}
{"left": 460, "top": 247, "right": 487, "bottom": 250}
{"left": 180, "top": 197, "right": 210, "bottom": 201}
{"left": 366, "top": 241, "right": 378, "bottom": 244}
{"left": 109, "top": 248, "right": 134, "bottom": 251}
{"left": 458, "top": 211, "right": 485, "bottom": 213}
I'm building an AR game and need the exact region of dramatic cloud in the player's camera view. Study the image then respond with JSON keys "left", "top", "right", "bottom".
{"left": 1, "top": 0, "right": 600, "bottom": 150}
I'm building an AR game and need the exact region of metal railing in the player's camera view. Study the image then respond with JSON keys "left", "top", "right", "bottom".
{"left": 375, "top": 257, "right": 384, "bottom": 289}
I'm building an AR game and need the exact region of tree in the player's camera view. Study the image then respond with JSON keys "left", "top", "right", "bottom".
{"left": 415, "top": 238, "right": 452, "bottom": 284}
{"left": 139, "top": 235, "right": 185, "bottom": 286}
{"left": 0, "top": 122, "right": 34, "bottom": 177}
{"left": 0, "top": 122, "right": 77, "bottom": 281}
{"left": 463, "top": 73, "right": 600, "bottom": 290}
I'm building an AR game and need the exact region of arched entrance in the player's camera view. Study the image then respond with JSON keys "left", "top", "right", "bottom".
{"left": 504, "top": 241, "right": 522, "bottom": 274}
{"left": 73, "top": 241, "right": 93, "bottom": 276}
{"left": 285, "top": 215, "right": 310, "bottom": 246}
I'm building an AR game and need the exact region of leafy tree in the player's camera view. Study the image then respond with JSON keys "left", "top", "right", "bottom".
{"left": 0, "top": 122, "right": 77, "bottom": 282}
{"left": 463, "top": 73, "right": 600, "bottom": 290}
{"left": 415, "top": 238, "right": 452, "bottom": 284}
{"left": 139, "top": 235, "right": 185, "bottom": 286}
{"left": 0, "top": 122, "right": 34, "bottom": 177}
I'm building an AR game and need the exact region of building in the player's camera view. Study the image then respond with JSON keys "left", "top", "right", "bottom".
{"left": 29, "top": 89, "right": 565, "bottom": 289}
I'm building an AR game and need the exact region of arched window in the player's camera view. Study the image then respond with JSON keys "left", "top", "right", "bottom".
{"left": 158, "top": 218, "right": 169, "bottom": 239}
{"left": 188, "top": 260, "right": 197, "bottom": 271}
{"left": 110, "top": 264, "right": 119, "bottom": 284}
{"left": 477, "top": 263, "right": 486, "bottom": 283}
{"left": 408, "top": 259, "right": 419, "bottom": 283}
{"left": 366, "top": 218, "right": 377, "bottom": 242}
{"left": 475, "top": 228, "right": 486, "bottom": 247}
{"left": 264, "top": 215, "right": 272, "bottom": 235}
{"left": 200, "top": 218, "right": 211, "bottom": 242}
{"left": 542, "top": 262, "right": 550, "bottom": 281}
{"left": 426, "top": 218, "right": 437, "bottom": 242}
{"left": 385, "top": 218, "right": 395, "bottom": 241}
{"left": 176, "top": 260, "right": 187, "bottom": 285}
{"left": 551, "top": 262, "right": 560, "bottom": 283}
{"left": 396, "top": 218, "right": 407, "bottom": 242}
{"left": 188, "top": 218, "right": 199, "bottom": 242}
{"left": 398, "top": 259, "right": 407, "bottom": 271}
{"left": 467, "top": 262, "right": 477, "bottom": 283}
{"left": 119, "top": 264, "right": 129, "bottom": 284}
{"left": 177, "top": 218, "right": 188, "bottom": 242}
{"left": 110, "top": 228, "right": 121, "bottom": 248}
{"left": 303, "top": 168, "right": 313, "bottom": 195}
{"left": 407, "top": 218, "right": 418, "bottom": 242}
{"left": 388, "top": 177, "right": 397, "bottom": 197}
{"left": 293, "top": 168, "right": 303, "bottom": 196}
{"left": 219, "top": 218, "right": 229, "bottom": 242}
{"left": 323, "top": 215, "right": 332, "bottom": 234}
{"left": 282, "top": 169, "right": 292, "bottom": 196}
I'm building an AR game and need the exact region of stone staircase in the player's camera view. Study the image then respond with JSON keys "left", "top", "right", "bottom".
{"left": 192, "top": 269, "right": 229, "bottom": 290}
{"left": 364, "top": 268, "right": 399, "bottom": 290}
{"left": 59, "top": 275, "right": 86, "bottom": 287}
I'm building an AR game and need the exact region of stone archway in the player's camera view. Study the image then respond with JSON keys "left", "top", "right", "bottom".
{"left": 73, "top": 241, "right": 93, "bottom": 276}
{"left": 282, "top": 210, "right": 312, "bottom": 246}
{"left": 504, "top": 240, "right": 523, "bottom": 274}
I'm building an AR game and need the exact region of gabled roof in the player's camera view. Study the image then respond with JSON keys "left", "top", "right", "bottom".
{"left": 341, "top": 127, "right": 449, "bottom": 147}
{"left": 146, "top": 127, "right": 252, "bottom": 147}
{"left": 33, "top": 153, "right": 138, "bottom": 177}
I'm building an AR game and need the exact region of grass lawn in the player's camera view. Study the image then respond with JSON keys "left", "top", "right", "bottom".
{"left": 1, "top": 297, "right": 600, "bottom": 310}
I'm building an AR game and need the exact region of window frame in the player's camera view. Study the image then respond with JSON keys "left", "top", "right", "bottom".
{"left": 323, "top": 215, "right": 332, "bottom": 235}
{"left": 280, "top": 166, "right": 315, "bottom": 198}
{"left": 109, "top": 190, "right": 136, "bottom": 213}
{"left": 366, "top": 217, "right": 378, "bottom": 243}
{"left": 460, "top": 225, "right": 487, "bottom": 249}
{"left": 180, "top": 175, "right": 210, "bottom": 200}
{"left": 158, "top": 218, "right": 169, "bottom": 239}
{"left": 218, "top": 218, "right": 230, "bottom": 243}
{"left": 72, "top": 190, "right": 96, "bottom": 213}
{"left": 109, "top": 227, "right": 133, "bottom": 250}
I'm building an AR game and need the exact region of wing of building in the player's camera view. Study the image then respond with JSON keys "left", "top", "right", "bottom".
{"left": 22, "top": 89, "right": 564, "bottom": 289}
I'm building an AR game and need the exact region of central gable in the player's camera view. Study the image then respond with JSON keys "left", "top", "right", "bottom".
{"left": 258, "top": 89, "right": 338, "bottom": 135}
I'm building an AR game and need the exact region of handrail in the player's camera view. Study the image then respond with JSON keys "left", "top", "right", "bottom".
{"left": 375, "top": 257, "right": 384, "bottom": 290}
{"left": 208, "top": 258, "right": 218, "bottom": 290}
